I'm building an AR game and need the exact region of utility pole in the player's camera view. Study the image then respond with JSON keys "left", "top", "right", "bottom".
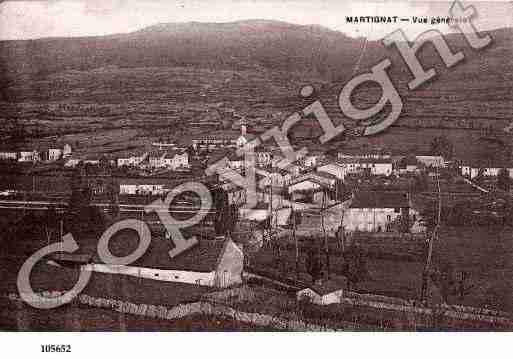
{"left": 421, "top": 167, "right": 442, "bottom": 302}
{"left": 321, "top": 189, "right": 330, "bottom": 279}
{"left": 293, "top": 206, "right": 299, "bottom": 279}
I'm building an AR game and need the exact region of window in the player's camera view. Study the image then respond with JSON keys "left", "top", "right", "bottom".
{"left": 394, "top": 208, "right": 400, "bottom": 213}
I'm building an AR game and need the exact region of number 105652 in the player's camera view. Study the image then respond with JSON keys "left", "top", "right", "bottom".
{"left": 41, "top": 345, "right": 71, "bottom": 353}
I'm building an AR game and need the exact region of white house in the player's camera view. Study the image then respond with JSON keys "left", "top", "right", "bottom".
{"left": 165, "top": 151, "right": 189, "bottom": 170}
{"left": 416, "top": 155, "right": 446, "bottom": 168}
{"left": 461, "top": 161, "right": 513, "bottom": 179}
{"left": 342, "top": 191, "right": 424, "bottom": 233}
{"left": 64, "top": 157, "right": 81, "bottom": 168}
{"left": 300, "top": 151, "right": 325, "bottom": 169}
{"left": 191, "top": 138, "right": 236, "bottom": 151}
{"left": 337, "top": 158, "right": 393, "bottom": 176}
{"left": 0, "top": 151, "right": 17, "bottom": 161}
{"left": 48, "top": 148, "right": 63, "bottom": 162}
{"left": 297, "top": 283, "right": 346, "bottom": 305}
{"left": 255, "top": 150, "right": 272, "bottom": 167}
{"left": 18, "top": 150, "right": 40, "bottom": 163}
{"left": 257, "top": 168, "right": 291, "bottom": 188}
{"left": 317, "top": 162, "right": 348, "bottom": 180}
{"left": 148, "top": 150, "right": 189, "bottom": 170}
{"left": 119, "top": 180, "right": 166, "bottom": 195}
{"left": 338, "top": 151, "right": 391, "bottom": 161}
{"left": 117, "top": 151, "right": 149, "bottom": 167}
{"left": 63, "top": 144, "right": 72, "bottom": 158}
{"left": 288, "top": 172, "right": 338, "bottom": 205}
{"left": 84, "top": 237, "right": 244, "bottom": 288}
{"left": 235, "top": 123, "right": 257, "bottom": 148}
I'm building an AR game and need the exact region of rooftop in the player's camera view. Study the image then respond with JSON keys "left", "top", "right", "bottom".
{"left": 350, "top": 191, "right": 410, "bottom": 209}
{"left": 90, "top": 229, "right": 231, "bottom": 272}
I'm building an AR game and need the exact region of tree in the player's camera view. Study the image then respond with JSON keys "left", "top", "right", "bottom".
{"left": 430, "top": 136, "right": 453, "bottom": 160}
{"left": 340, "top": 245, "right": 370, "bottom": 290}
{"left": 413, "top": 171, "right": 429, "bottom": 193}
{"left": 497, "top": 168, "right": 510, "bottom": 192}
{"left": 212, "top": 188, "right": 238, "bottom": 236}
{"left": 305, "top": 246, "right": 322, "bottom": 283}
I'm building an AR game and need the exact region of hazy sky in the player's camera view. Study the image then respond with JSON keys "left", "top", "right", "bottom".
{"left": 0, "top": 0, "right": 511, "bottom": 41}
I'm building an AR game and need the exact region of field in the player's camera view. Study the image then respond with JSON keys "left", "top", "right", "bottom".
{"left": 250, "top": 224, "right": 513, "bottom": 313}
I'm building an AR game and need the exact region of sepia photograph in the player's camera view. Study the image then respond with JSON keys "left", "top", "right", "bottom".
{"left": 0, "top": 0, "right": 512, "bottom": 354}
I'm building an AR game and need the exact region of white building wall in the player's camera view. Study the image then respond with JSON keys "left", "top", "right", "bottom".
{"left": 372, "top": 163, "right": 393, "bottom": 176}
{"left": 343, "top": 208, "right": 400, "bottom": 232}
{"left": 0, "top": 152, "right": 17, "bottom": 160}
{"left": 48, "top": 149, "right": 63, "bottom": 161}
{"left": 83, "top": 264, "right": 216, "bottom": 286}
{"left": 288, "top": 180, "right": 321, "bottom": 193}
{"left": 317, "top": 164, "right": 347, "bottom": 180}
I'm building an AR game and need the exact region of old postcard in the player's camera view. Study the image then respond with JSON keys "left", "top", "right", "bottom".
{"left": 0, "top": 0, "right": 512, "bottom": 354}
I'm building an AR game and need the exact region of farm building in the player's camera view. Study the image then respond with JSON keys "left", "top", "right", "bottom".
{"left": 288, "top": 172, "right": 339, "bottom": 205}
{"left": 342, "top": 191, "right": 425, "bottom": 233}
{"left": 84, "top": 235, "right": 244, "bottom": 289}
{"left": 297, "top": 282, "right": 346, "bottom": 305}
{"left": 416, "top": 155, "right": 446, "bottom": 168}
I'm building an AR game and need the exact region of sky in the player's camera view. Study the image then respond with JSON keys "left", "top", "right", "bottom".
{"left": 0, "top": 0, "right": 512, "bottom": 41}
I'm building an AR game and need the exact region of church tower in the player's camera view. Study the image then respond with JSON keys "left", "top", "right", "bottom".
{"left": 241, "top": 117, "right": 247, "bottom": 137}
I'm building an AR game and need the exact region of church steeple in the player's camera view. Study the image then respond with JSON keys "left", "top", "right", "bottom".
{"left": 240, "top": 117, "right": 247, "bottom": 137}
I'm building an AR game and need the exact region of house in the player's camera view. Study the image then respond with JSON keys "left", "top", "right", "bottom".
{"left": 64, "top": 157, "right": 82, "bottom": 168}
{"left": 219, "top": 182, "right": 246, "bottom": 205}
{"left": 258, "top": 168, "right": 291, "bottom": 188}
{"left": 84, "top": 236, "right": 244, "bottom": 288}
{"left": 0, "top": 151, "right": 17, "bottom": 161}
{"left": 395, "top": 155, "right": 419, "bottom": 174}
{"left": 337, "top": 157, "right": 393, "bottom": 176}
{"left": 338, "top": 151, "right": 391, "bottom": 161}
{"left": 317, "top": 162, "right": 348, "bottom": 180}
{"left": 300, "top": 151, "right": 325, "bottom": 169}
{"left": 117, "top": 151, "right": 149, "bottom": 167}
{"left": 416, "top": 155, "right": 446, "bottom": 168}
{"left": 239, "top": 202, "right": 270, "bottom": 221}
{"left": 297, "top": 282, "right": 346, "bottom": 305}
{"left": 119, "top": 179, "right": 167, "bottom": 196}
{"left": 288, "top": 172, "right": 339, "bottom": 205}
{"left": 255, "top": 150, "right": 272, "bottom": 167}
{"left": 18, "top": 150, "right": 40, "bottom": 163}
{"left": 235, "top": 123, "right": 257, "bottom": 148}
{"left": 165, "top": 151, "right": 189, "bottom": 170}
{"left": 63, "top": 144, "right": 72, "bottom": 158}
{"left": 48, "top": 148, "right": 63, "bottom": 162}
{"left": 226, "top": 152, "right": 245, "bottom": 171}
{"left": 147, "top": 150, "right": 189, "bottom": 170}
{"left": 342, "top": 191, "right": 424, "bottom": 233}
{"left": 191, "top": 138, "right": 236, "bottom": 151}
{"left": 460, "top": 160, "right": 513, "bottom": 179}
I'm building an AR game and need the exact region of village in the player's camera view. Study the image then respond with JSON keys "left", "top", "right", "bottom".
{"left": 1, "top": 115, "right": 513, "bottom": 331}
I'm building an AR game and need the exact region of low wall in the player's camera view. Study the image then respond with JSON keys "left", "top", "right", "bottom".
{"left": 3, "top": 291, "right": 335, "bottom": 331}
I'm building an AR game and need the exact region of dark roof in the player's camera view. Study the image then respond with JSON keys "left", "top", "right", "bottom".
{"left": 313, "top": 171, "right": 338, "bottom": 181}
{"left": 337, "top": 157, "right": 392, "bottom": 164}
{"left": 350, "top": 191, "right": 410, "bottom": 209}
{"left": 460, "top": 158, "right": 513, "bottom": 168}
{"left": 92, "top": 229, "right": 229, "bottom": 272}
{"left": 301, "top": 280, "right": 346, "bottom": 296}
{"left": 50, "top": 253, "right": 92, "bottom": 264}
{"left": 118, "top": 177, "right": 174, "bottom": 185}
{"left": 289, "top": 172, "right": 337, "bottom": 188}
